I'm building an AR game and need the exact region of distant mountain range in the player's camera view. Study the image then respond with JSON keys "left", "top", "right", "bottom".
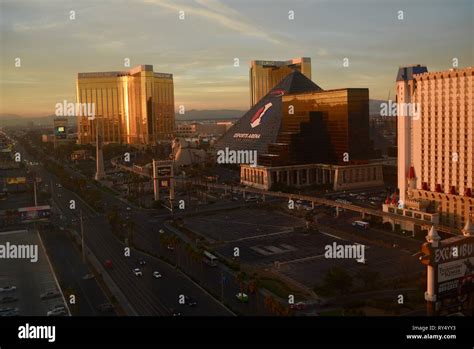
{"left": 175, "top": 109, "right": 244, "bottom": 121}
{"left": 0, "top": 114, "right": 61, "bottom": 127}
{"left": 0, "top": 100, "right": 388, "bottom": 127}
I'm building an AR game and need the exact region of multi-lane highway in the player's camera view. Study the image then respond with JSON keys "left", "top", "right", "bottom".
{"left": 19, "top": 145, "right": 232, "bottom": 316}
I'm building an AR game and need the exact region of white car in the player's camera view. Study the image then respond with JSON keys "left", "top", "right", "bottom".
{"left": 158, "top": 229, "right": 165, "bottom": 234}
{"left": 0, "top": 286, "right": 16, "bottom": 293}
{"left": 153, "top": 271, "right": 162, "bottom": 279}
{"left": 47, "top": 308, "right": 67, "bottom": 316}
{"left": 133, "top": 268, "right": 142, "bottom": 277}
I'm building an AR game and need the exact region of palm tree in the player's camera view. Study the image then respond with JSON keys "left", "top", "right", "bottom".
{"left": 184, "top": 243, "right": 194, "bottom": 272}
{"left": 248, "top": 275, "right": 260, "bottom": 314}
{"left": 235, "top": 271, "right": 246, "bottom": 297}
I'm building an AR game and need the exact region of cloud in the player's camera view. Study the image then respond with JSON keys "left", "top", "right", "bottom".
{"left": 13, "top": 22, "right": 59, "bottom": 32}
{"left": 143, "top": 0, "right": 286, "bottom": 44}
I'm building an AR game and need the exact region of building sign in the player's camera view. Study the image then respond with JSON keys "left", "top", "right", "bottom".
{"left": 233, "top": 133, "right": 261, "bottom": 139}
{"left": 421, "top": 236, "right": 474, "bottom": 266}
{"left": 438, "top": 257, "right": 474, "bottom": 299}
{"left": 6, "top": 177, "right": 26, "bottom": 184}
{"left": 18, "top": 205, "right": 51, "bottom": 222}
{"left": 270, "top": 89, "right": 286, "bottom": 97}
{"left": 438, "top": 257, "right": 474, "bottom": 283}
{"left": 420, "top": 234, "right": 474, "bottom": 313}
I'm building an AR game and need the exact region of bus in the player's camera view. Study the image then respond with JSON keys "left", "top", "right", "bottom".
{"left": 352, "top": 220, "right": 370, "bottom": 230}
{"left": 203, "top": 251, "right": 218, "bottom": 267}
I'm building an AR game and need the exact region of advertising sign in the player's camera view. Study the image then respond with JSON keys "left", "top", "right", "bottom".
{"left": 18, "top": 205, "right": 51, "bottom": 222}
{"left": 6, "top": 177, "right": 26, "bottom": 184}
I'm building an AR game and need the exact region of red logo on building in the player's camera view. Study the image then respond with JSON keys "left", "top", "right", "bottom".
{"left": 250, "top": 102, "right": 272, "bottom": 128}
{"left": 270, "top": 89, "right": 286, "bottom": 97}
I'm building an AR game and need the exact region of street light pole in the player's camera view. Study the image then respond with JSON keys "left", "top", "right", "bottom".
{"left": 33, "top": 180, "right": 38, "bottom": 207}
{"left": 80, "top": 210, "right": 85, "bottom": 264}
{"left": 221, "top": 270, "right": 225, "bottom": 302}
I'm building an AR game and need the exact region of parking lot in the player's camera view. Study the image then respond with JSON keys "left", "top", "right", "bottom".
{"left": 183, "top": 207, "right": 306, "bottom": 243}
{"left": 0, "top": 229, "right": 68, "bottom": 316}
{"left": 184, "top": 207, "right": 422, "bottom": 291}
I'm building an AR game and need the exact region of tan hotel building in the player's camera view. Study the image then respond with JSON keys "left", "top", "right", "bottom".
{"left": 249, "top": 57, "right": 312, "bottom": 106}
{"left": 77, "top": 65, "right": 174, "bottom": 145}
{"left": 395, "top": 66, "right": 474, "bottom": 230}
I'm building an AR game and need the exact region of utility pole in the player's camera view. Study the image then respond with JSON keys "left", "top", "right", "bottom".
{"left": 80, "top": 210, "right": 85, "bottom": 264}
{"left": 221, "top": 270, "right": 225, "bottom": 302}
{"left": 153, "top": 159, "right": 159, "bottom": 202}
{"left": 33, "top": 180, "right": 38, "bottom": 207}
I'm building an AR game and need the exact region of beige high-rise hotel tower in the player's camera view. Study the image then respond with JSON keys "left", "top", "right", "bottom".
{"left": 397, "top": 65, "right": 474, "bottom": 229}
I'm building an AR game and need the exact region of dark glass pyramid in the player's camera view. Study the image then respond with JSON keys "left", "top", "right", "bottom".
{"left": 215, "top": 71, "right": 322, "bottom": 156}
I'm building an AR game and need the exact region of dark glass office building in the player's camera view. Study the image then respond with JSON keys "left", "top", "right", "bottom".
{"left": 215, "top": 71, "right": 376, "bottom": 166}
{"left": 260, "top": 88, "right": 374, "bottom": 166}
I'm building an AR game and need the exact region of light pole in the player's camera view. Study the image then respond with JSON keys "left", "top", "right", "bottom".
{"left": 80, "top": 210, "right": 85, "bottom": 264}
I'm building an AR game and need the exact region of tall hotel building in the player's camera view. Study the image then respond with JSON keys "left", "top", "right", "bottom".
{"left": 77, "top": 65, "right": 174, "bottom": 145}
{"left": 249, "top": 57, "right": 311, "bottom": 106}
{"left": 397, "top": 65, "right": 474, "bottom": 229}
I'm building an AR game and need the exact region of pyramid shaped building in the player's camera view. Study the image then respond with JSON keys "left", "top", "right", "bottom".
{"left": 215, "top": 71, "right": 322, "bottom": 156}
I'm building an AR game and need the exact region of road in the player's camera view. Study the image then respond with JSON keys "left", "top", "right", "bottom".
{"left": 39, "top": 227, "right": 115, "bottom": 316}
{"left": 18, "top": 144, "right": 232, "bottom": 316}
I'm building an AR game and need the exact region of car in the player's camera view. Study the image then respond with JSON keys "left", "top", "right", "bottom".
{"left": 170, "top": 308, "right": 181, "bottom": 316}
{"left": 153, "top": 271, "right": 162, "bottom": 279}
{"left": 290, "top": 302, "right": 307, "bottom": 310}
{"left": 0, "top": 296, "right": 18, "bottom": 304}
{"left": 0, "top": 307, "right": 19, "bottom": 314}
{"left": 97, "top": 303, "right": 114, "bottom": 313}
{"left": 0, "top": 286, "right": 16, "bottom": 293}
{"left": 167, "top": 245, "right": 175, "bottom": 251}
{"left": 1, "top": 310, "right": 19, "bottom": 317}
{"left": 83, "top": 274, "right": 95, "bottom": 280}
{"left": 40, "top": 291, "right": 60, "bottom": 300}
{"left": 138, "top": 258, "right": 146, "bottom": 266}
{"left": 126, "top": 207, "right": 131, "bottom": 211}
{"left": 104, "top": 260, "right": 113, "bottom": 269}
{"left": 133, "top": 268, "right": 142, "bottom": 277}
{"left": 184, "top": 296, "right": 197, "bottom": 307}
{"left": 235, "top": 293, "right": 248, "bottom": 303}
{"left": 49, "top": 305, "right": 66, "bottom": 312}
{"left": 47, "top": 308, "right": 67, "bottom": 316}
{"left": 158, "top": 229, "right": 165, "bottom": 234}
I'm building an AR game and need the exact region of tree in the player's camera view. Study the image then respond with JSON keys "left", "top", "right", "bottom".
{"left": 235, "top": 271, "right": 246, "bottom": 296}
{"left": 323, "top": 267, "right": 353, "bottom": 295}
{"left": 356, "top": 269, "right": 380, "bottom": 289}
{"left": 248, "top": 274, "right": 260, "bottom": 314}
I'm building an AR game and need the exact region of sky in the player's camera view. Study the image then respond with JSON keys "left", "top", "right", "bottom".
{"left": 0, "top": 0, "right": 472, "bottom": 117}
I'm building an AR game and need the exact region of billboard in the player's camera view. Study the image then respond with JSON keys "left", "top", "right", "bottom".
{"left": 6, "top": 177, "right": 26, "bottom": 184}
{"left": 438, "top": 257, "right": 474, "bottom": 299}
{"left": 18, "top": 205, "right": 51, "bottom": 222}
{"left": 55, "top": 125, "right": 67, "bottom": 139}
